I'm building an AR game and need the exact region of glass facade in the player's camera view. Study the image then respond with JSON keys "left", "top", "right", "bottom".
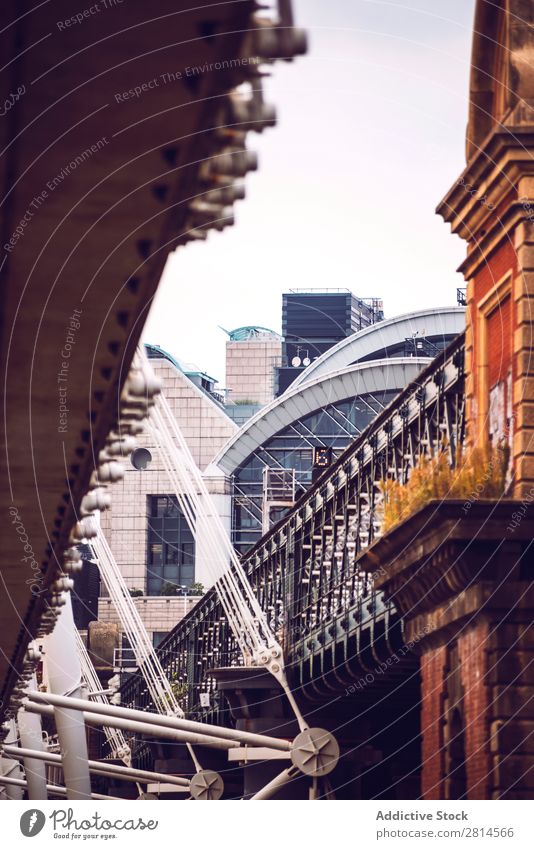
{"left": 146, "top": 495, "right": 195, "bottom": 595}
{"left": 232, "top": 390, "right": 397, "bottom": 555}
{"left": 276, "top": 291, "right": 384, "bottom": 394}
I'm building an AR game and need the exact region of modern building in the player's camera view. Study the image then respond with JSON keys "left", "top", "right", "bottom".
{"left": 214, "top": 307, "right": 465, "bottom": 554}
{"left": 276, "top": 289, "right": 384, "bottom": 395}
{"left": 98, "top": 345, "right": 237, "bottom": 647}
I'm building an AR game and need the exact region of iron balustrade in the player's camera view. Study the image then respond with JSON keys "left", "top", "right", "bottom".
{"left": 121, "top": 334, "right": 465, "bottom": 726}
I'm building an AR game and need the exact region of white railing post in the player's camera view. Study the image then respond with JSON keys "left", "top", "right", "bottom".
{"left": 45, "top": 594, "right": 91, "bottom": 799}
{"left": 17, "top": 673, "right": 47, "bottom": 799}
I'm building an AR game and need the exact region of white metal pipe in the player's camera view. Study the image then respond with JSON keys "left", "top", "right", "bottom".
{"left": 93, "top": 531, "right": 183, "bottom": 719}
{"left": 0, "top": 775, "right": 120, "bottom": 800}
{"left": 149, "top": 405, "right": 259, "bottom": 645}
{"left": 250, "top": 766, "right": 300, "bottom": 800}
{"left": 1, "top": 719, "right": 23, "bottom": 800}
{"left": 26, "top": 690, "right": 291, "bottom": 751}
{"left": 74, "top": 629, "right": 130, "bottom": 763}
{"left": 3, "top": 745, "right": 190, "bottom": 788}
{"left": 24, "top": 702, "right": 240, "bottom": 751}
{"left": 45, "top": 594, "right": 92, "bottom": 799}
{"left": 151, "top": 396, "right": 310, "bottom": 732}
{"left": 17, "top": 674, "right": 47, "bottom": 800}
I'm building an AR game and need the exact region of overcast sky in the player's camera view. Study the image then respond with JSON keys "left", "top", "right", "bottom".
{"left": 142, "top": 0, "right": 476, "bottom": 383}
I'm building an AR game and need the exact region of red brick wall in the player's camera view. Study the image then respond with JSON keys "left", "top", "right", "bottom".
{"left": 458, "top": 621, "right": 491, "bottom": 799}
{"left": 472, "top": 238, "right": 517, "bottom": 303}
{"left": 487, "top": 295, "right": 512, "bottom": 390}
{"left": 421, "top": 646, "right": 447, "bottom": 799}
{"left": 468, "top": 238, "right": 517, "bottom": 443}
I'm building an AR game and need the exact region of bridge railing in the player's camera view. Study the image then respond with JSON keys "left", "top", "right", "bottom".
{"left": 121, "top": 333, "right": 465, "bottom": 721}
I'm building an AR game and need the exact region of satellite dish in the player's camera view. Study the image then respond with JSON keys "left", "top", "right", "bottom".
{"left": 291, "top": 356, "right": 301, "bottom": 367}
{"left": 131, "top": 448, "right": 152, "bottom": 470}
{"left": 302, "top": 357, "right": 311, "bottom": 367}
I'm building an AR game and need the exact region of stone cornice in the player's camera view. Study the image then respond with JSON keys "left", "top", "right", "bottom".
{"left": 437, "top": 126, "right": 534, "bottom": 243}
{"left": 404, "top": 581, "right": 534, "bottom": 650}
{"left": 456, "top": 204, "right": 524, "bottom": 280}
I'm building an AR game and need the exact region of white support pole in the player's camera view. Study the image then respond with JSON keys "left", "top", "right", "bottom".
{"left": 250, "top": 765, "right": 300, "bottom": 800}
{"left": 3, "top": 746, "right": 190, "bottom": 789}
{"left": 26, "top": 690, "right": 291, "bottom": 751}
{"left": 0, "top": 719, "right": 23, "bottom": 800}
{"left": 45, "top": 594, "right": 92, "bottom": 799}
{"left": 17, "top": 674, "right": 48, "bottom": 800}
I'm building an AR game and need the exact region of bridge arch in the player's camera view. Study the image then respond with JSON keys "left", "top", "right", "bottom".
{"left": 289, "top": 307, "right": 465, "bottom": 390}
{"left": 213, "top": 358, "right": 429, "bottom": 476}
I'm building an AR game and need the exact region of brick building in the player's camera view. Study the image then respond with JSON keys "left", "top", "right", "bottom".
{"left": 417, "top": 0, "right": 534, "bottom": 800}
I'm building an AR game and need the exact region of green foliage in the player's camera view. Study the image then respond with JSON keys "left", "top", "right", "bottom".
{"left": 128, "top": 587, "right": 143, "bottom": 597}
{"left": 160, "top": 581, "right": 204, "bottom": 597}
{"left": 169, "top": 672, "right": 189, "bottom": 702}
{"left": 160, "top": 582, "right": 178, "bottom": 596}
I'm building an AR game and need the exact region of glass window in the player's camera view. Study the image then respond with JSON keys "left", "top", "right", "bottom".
{"left": 152, "top": 631, "right": 168, "bottom": 649}
{"left": 233, "top": 393, "right": 400, "bottom": 553}
{"left": 146, "top": 496, "right": 195, "bottom": 595}
{"left": 165, "top": 542, "right": 179, "bottom": 564}
{"left": 148, "top": 543, "right": 163, "bottom": 566}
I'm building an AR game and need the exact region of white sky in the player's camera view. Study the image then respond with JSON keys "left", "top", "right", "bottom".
{"left": 142, "top": 0, "right": 475, "bottom": 384}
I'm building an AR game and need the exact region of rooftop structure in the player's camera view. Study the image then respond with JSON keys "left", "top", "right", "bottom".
{"left": 276, "top": 289, "right": 384, "bottom": 395}
{"left": 224, "top": 325, "right": 283, "bottom": 411}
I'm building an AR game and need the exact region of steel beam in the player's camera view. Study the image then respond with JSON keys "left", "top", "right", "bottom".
{"left": 17, "top": 674, "right": 47, "bottom": 799}
{"left": 250, "top": 766, "right": 300, "bottom": 800}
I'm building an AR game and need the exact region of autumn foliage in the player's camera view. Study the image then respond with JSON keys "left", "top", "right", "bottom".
{"left": 379, "top": 443, "right": 508, "bottom": 534}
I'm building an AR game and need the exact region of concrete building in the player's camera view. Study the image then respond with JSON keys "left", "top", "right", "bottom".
{"left": 98, "top": 344, "right": 237, "bottom": 646}
{"left": 224, "top": 326, "right": 282, "bottom": 415}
